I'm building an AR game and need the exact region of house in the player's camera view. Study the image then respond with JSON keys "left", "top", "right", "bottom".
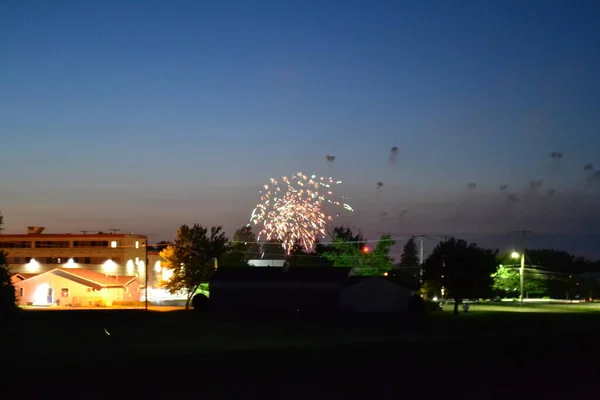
{"left": 209, "top": 267, "right": 352, "bottom": 313}
{"left": 13, "top": 268, "right": 141, "bottom": 307}
{"left": 341, "top": 276, "right": 415, "bottom": 313}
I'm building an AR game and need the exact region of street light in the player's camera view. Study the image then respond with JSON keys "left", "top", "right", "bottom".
{"left": 511, "top": 251, "right": 525, "bottom": 306}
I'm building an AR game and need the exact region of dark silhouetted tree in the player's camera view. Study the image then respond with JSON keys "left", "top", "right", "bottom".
{"left": 423, "top": 238, "right": 497, "bottom": 314}
{"left": 161, "top": 224, "right": 229, "bottom": 309}
{"left": 395, "top": 237, "right": 420, "bottom": 288}
{"left": 220, "top": 225, "right": 260, "bottom": 266}
{"left": 399, "top": 237, "right": 419, "bottom": 269}
{"left": 0, "top": 213, "right": 18, "bottom": 327}
{"left": 286, "top": 241, "right": 316, "bottom": 267}
{"left": 147, "top": 241, "right": 172, "bottom": 252}
{"left": 261, "top": 239, "right": 287, "bottom": 260}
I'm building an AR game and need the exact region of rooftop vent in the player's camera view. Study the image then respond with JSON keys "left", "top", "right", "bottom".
{"left": 27, "top": 226, "right": 45, "bottom": 235}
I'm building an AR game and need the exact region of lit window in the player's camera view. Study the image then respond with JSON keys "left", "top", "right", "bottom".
{"left": 135, "top": 241, "right": 139, "bottom": 249}
{"left": 111, "top": 241, "right": 118, "bottom": 248}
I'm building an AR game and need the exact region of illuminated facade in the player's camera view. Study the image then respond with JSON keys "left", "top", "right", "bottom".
{"left": 13, "top": 268, "right": 141, "bottom": 307}
{"left": 0, "top": 227, "right": 148, "bottom": 284}
{"left": 148, "top": 251, "right": 165, "bottom": 287}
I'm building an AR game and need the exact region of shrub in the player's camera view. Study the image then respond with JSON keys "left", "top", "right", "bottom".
{"left": 408, "top": 294, "right": 425, "bottom": 315}
{"left": 112, "top": 300, "right": 146, "bottom": 307}
{"left": 191, "top": 293, "right": 209, "bottom": 312}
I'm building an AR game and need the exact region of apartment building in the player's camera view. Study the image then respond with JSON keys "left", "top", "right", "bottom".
{"left": 1, "top": 226, "right": 148, "bottom": 284}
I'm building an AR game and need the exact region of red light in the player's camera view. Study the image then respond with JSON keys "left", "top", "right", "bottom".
{"left": 362, "top": 246, "right": 370, "bottom": 253}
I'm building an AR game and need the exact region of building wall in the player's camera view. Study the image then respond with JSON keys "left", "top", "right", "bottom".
{"left": 147, "top": 252, "right": 163, "bottom": 288}
{"left": 209, "top": 282, "right": 343, "bottom": 313}
{"left": 341, "top": 277, "right": 414, "bottom": 313}
{"left": 123, "top": 280, "right": 142, "bottom": 302}
{"left": 1, "top": 233, "right": 147, "bottom": 283}
{"left": 13, "top": 273, "right": 99, "bottom": 306}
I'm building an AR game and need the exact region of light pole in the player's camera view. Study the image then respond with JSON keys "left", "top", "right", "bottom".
{"left": 511, "top": 251, "right": 525, "bottom": 306}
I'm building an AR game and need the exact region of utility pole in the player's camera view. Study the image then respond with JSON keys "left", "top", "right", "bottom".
{"left": 512, "top": 230, "right": 532, "bottom": 306}
{"left": 145, "top": 239, "right": 148, "bottom": 311}
{"left": 418, "top": 235, "right": 425, "bottom": 284}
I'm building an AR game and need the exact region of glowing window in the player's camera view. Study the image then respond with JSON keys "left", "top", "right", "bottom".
{"left": 111, "top": 241, "right": 118, "bottom": 248}
{"left": 135, "top": 241, "right": 139, "bottom": 249}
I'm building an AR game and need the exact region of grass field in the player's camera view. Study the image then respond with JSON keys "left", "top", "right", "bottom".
{"left": 5, "top": 304, "right": 600, "bottom": 398}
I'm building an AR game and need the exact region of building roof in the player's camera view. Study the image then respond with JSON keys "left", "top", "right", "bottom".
{"left": 348, "top": 275, "right": 419, "bottom": 290}
{"left": 15, "top": 268, "right": 138, "bottom": 290}
{"left": 11, "top": 273, "right": 39, "bottom": 281}
{"left": 247, "top": 259, "right": 286, "bottom": 267}
{"left": 211, "top": 267, "right": 352, "bottom": 283}
{"left": 0, "top": 233, "right": 147, "bottom": 239}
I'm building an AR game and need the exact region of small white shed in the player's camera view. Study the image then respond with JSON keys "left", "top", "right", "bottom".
{"left": 341, "top": 277, "right": 415, "bottom": 313}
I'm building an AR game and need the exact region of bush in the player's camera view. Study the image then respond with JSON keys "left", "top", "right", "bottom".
{"left": 191, "top": 293, "right": 209, "bottom": 312}
{"left": 408, "top": 294, "right": 425, "bottom": 315}
{"left": 112, "top": 300, "right": 146, "bottom": 307}
{"left": 93, "top": 300, "right": 106, "bottom": 307}
{"left": 424, "top": 300, "right": 442, "bottom": 312}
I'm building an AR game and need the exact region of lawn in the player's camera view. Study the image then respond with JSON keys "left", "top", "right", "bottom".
{"left": 5, "top": 305, "right": 600, "bottom": 398}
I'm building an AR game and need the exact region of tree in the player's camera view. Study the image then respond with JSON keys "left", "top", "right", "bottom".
{"left": 160, "top": 224, "right": 230, "bottom": 309}
{"left": 323, "top": 233, "right": 395, "bottom": 276}
{"left": 147, "top": 241, "right": 172, "bottom": 252}
{"left": 399, "top": 237, "right": 420, "bottom": 269}
{"left": 322, "top": 237, "right": 363, "bottom": 268}
{"left": 359, "top": 234, "right": 396, "bottom": 276}
{"left": 286, "top": 241, "right": 319, "bottom": 267}
{"left": 0, "top": 213, "right": 18, "bottom": 327}
{"left": 261, "top": 239, "right": 287, "bottom": 260}
{"left": 395, "top": 237, "right": 421, "bottom": 288}
{"left": 491, "top": 265, "right": 547, "bottom": 296}
{"left": 220, "top": 225, "right": 260, "bottom": 267}
{"left": 423, "top": 238, "right": 497, "bottom": 314}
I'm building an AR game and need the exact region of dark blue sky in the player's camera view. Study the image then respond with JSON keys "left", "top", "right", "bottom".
{"left": 1, "top": 0, "right": 599, "bottom": 256}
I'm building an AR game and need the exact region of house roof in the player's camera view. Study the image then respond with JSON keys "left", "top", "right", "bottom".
{"left": 15, "top": 268, "right": 138, "bottom": 290}
{"left": 211, "top": 267, "right": 352, "bottom": 283}
{"left": 56, "top": 268, "right": 137, "bottom": 287}
{"left": 11, "top": 273, "right": 39, "bottom": 281}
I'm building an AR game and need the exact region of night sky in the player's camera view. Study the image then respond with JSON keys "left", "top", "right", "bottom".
{"left": 1, "top": 0, "right": 599, "bottom": 258}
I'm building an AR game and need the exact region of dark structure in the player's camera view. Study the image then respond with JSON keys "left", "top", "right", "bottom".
{"left": 209, "top": 266, "right": 352, "bottom": 314}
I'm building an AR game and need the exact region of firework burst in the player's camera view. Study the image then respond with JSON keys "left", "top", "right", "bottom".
{"left": 250, "top": 172, "right": 353, "bottom": 254}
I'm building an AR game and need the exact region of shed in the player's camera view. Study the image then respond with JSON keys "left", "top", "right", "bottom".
{"left": 341, "top": 276, "right": 415, "bottom": 313}
{"left": 209, "top": 267, "right": 352, "bottom": 313}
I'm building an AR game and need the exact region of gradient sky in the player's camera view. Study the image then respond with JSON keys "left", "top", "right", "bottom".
{"left": 1, "top": 0, "right": 599, "bottom": 257}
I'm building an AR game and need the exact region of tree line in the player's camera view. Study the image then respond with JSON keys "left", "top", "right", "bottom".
{"left": 151, "top": 223, "right": 600, "bottom": 311}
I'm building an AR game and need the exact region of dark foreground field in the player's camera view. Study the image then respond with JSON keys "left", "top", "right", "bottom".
{"left": 3, "top": 306, "right": 600, "bottom": 399}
